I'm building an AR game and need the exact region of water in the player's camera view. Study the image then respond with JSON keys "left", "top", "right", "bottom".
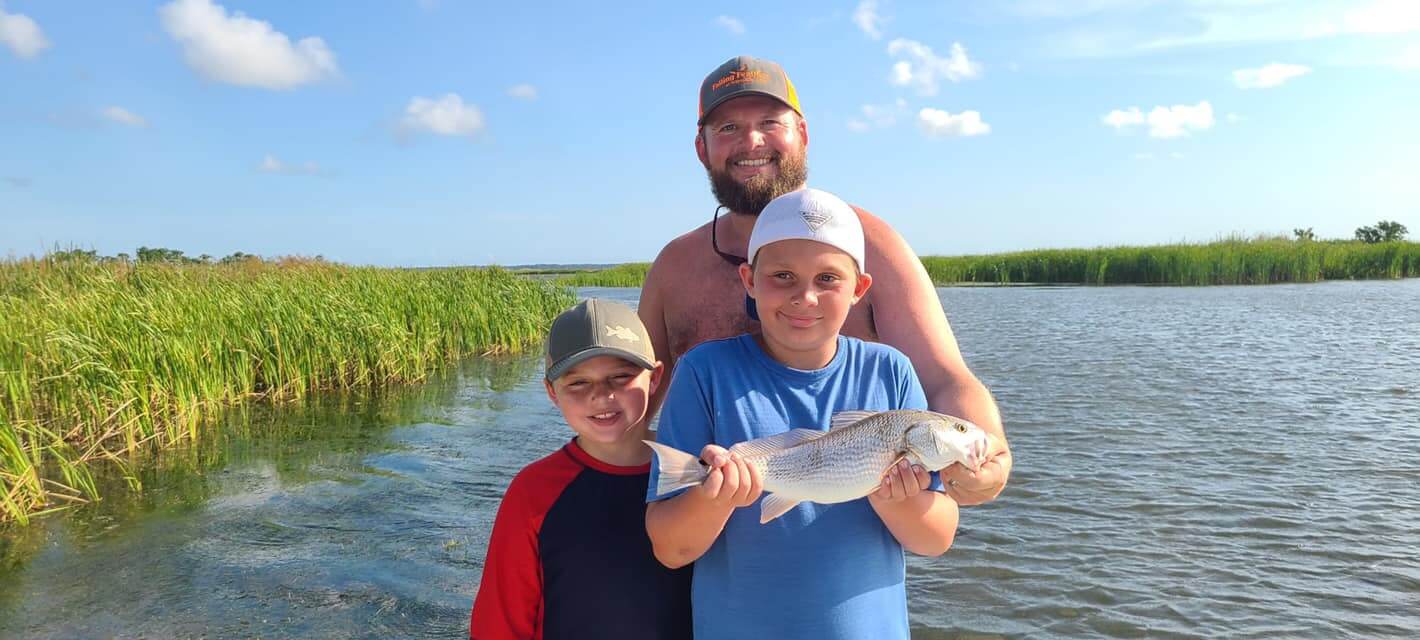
{"left": 2, "top": 281, "right": 1417, "bottom": 639}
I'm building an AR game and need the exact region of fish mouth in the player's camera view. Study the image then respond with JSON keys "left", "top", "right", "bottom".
{"left": 967, "top": 435, "right": 989, "bottom": 472}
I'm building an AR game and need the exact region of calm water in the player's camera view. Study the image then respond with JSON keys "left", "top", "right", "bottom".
{"left": 2, "top": 281, "right": 1418, "bottom": 639}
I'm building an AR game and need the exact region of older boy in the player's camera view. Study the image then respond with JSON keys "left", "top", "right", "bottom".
{"left": 645, "top": 188, "right": 959, "bottom": 639}
{"left": 470, "top": 299, "right": 691, "bottom": 640}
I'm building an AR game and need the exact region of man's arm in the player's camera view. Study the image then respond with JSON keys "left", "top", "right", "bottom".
{"left": 639, "top": 248, "right": 676, "bottom": 422}
{"left": 857, "top": 208, "right": 1012, "bottom": 505}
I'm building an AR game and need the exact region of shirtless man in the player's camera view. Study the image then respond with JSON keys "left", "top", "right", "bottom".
{"left": 639, "top": 56, "right": 1011, "bottom": 505}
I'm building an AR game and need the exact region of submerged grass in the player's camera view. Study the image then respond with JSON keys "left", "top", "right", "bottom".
{"left": 547, "top": 239, "right": 1420, "bottom": 287}
{"left": 0, "top": 258, "right": 573, "bottom": 524}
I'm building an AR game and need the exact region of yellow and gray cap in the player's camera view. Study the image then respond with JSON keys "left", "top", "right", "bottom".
{"left": 546, "top": 298, "right": 656, "bottom": 381}
{"left": 746, "top": 188, "right": 865, "bottom": 271}
{"left": 698, "top": 55, "right": 802, "bottom": 125}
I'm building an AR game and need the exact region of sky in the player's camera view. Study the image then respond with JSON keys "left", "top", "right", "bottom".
{"left": 2, "top": 0, "right": 1417, "bottom": 267}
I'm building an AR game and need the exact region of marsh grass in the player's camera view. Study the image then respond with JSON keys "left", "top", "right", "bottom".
{"left": 921, "top": 238, "right": 1420, "bottom": 285}
{"left": 0, "top": 258, "right": 573, "bottom": 524}
{"left": 554, "top": 263, "right": 651, "bottom": 287}
{"left": 546, "top": 239, "right": 1420, "bottom": 287}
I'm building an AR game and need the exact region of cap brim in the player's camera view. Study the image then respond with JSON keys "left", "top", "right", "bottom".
{"left": 699, "top": 90, "right": 797, "bottom": 125}
{"left": 546, "top": 347, "right": 655, "bottom": 381}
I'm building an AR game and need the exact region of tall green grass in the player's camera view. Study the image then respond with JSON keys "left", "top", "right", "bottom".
{"left": 554, "top": 263, "right": 651, "bottom": 287}
{"left": 544, "top": 239, "right": 1420, "bottom": 287}
{"left": 0, "top": 258, "right": 573, "bottom": 524}
{"left": 921, "top": 239, "right": 1420, "bottom": 285}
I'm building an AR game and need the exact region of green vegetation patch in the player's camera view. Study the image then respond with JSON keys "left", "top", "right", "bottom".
{"left": 922, "top": 238, "right": 1420, "bottom": 285}
{"left": 554, "top": 263, "right": 652, "bottom": 287}
{"left": 0, "top": 257, "right": 573, "bottom": 524}
{"left": 532, "top": 238, "right": 1420, "bottom": 287}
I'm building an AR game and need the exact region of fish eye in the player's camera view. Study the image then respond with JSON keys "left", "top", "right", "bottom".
{"left": 954, "top": 423, "right": 966, "bottom": 433}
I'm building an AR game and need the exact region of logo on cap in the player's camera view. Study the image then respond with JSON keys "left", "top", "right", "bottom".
{"left": 800, "top": 208, "right": 831, "bottom": 232}
{"left": 711, "top": 64, "right": 770, "bottom": 92}
{"left": 605, "top": 325, "right": 640, "bottom": 342}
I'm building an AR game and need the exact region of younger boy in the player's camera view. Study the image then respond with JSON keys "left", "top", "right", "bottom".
{"left": 470, "top": 298, "right": 692, "bottom": 640}
{"left": 645, "top": 188, "right": 961, "bottom": 639}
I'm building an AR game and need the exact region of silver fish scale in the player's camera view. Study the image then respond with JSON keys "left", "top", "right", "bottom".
{"left": 741, "top": 411, "right": 925, "bottom": 504}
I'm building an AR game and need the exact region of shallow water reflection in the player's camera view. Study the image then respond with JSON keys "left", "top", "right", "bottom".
{"left": 2, "top": 281, "right": 1418, "bottom": 639}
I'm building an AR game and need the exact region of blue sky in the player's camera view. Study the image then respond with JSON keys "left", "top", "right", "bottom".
{"left": 2, "top": 0, "right": 1417, "bottom": 266}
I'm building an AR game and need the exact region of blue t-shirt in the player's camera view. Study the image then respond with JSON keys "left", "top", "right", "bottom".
{"left": 649, "top": 334, "right": 931, "bottom": 640}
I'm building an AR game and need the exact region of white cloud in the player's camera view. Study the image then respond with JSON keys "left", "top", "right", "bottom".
{"left": 888, "top": 39, "right": 981, "bottom": 95}
{"left": 1012, "top": 1, "right": 1420, "bottom": 59}
{"left": 1226, "top": 112, "right": 1244, "bottom": 123}
{"left": 1146, "top": 101, "right": 1214, "bottom": 138}
{"left": 854, "top": 0, "right": 884, "bottom": 40}
{"left": 159, "top": 0, "right": 339, "bottom": 90}
{"left": 846, "top": 100, "right": 906, "bottom": 132}
{"left": 0, "top": 5, "right": 49, "bottom": 58}
{"left": 101, "top": 106, "right": 149, "bottom": 128}
{"left": 1104, "top": 101, "right": 1214, "bottom": 138}
{"left": 400, "top": 93, "right": 485, "bottom": 138}
{"left": 716, "top": 15, "right": 745, "bottom": 36}
{"left": 507, "top": 84, "right": 538, "bottom": 100}
{"left": 1341, "top": 0, "right": 1420, "bottom": 35}
{"left": 1102, "top": 107, "right": 1144, "bottom": 130}
{"left": 258, "top": 154, "right": 320, "bottom": 175}
{"left": 1233, "top": 63, "right": 1311, "bottom": 89}
{"left": 917, "top": 108, "right": 990, "bottom": 137}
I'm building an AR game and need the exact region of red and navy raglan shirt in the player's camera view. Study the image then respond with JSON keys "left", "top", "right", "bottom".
{"left": 469, "top": 438, "right": 692, "bottom": 640}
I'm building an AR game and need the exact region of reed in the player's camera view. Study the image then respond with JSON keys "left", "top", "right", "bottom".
{"left": 554, "top": 263, "right": 651, "bottom": 287}
{"left": 921, "top": 238, "right": 1420, "bottom": 285}
{"left": 537, "top": 239, "right": 1420, "bottom": 287}
{"left": 0, "top": 257, "right": 573, "bottom": 524}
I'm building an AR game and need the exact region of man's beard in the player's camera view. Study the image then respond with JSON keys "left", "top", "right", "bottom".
{"left": 707, "top": 149, "right": 809, "bottom": 216}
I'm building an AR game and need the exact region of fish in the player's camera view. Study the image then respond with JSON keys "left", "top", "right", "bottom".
{"left": 644, "top": 409, "right": 990, "bottom": 524}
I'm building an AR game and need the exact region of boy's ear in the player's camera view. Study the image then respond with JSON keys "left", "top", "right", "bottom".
{"left": 737, "top": 262, "right": 755, "bottom": 296}
{"left": 544, "top": 379, "right": 557, "bottom": 404}
{"left": 851, "top": 271, "right": 873, "bottom": 303}
{"left": 647, "top": 361, "right": 665, "bottom": 395}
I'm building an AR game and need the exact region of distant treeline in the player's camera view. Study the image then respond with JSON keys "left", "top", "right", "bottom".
{"left": 0, "top": 256, "right": 573, "bottom": 524}
{"left": 552, "top": 235, "right": 1420, "bottom": 287}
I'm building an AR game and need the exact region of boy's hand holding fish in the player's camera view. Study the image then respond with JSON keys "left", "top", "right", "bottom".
{"left": 868, "top": 458, "right": 962, "bottom": 557}
{"left": 694, "top": 445, "right": 764, "bottom": 509}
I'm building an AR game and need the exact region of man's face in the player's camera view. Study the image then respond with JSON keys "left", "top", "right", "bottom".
{"left": 697, "top": 95, "right": 809, "bottom": 216}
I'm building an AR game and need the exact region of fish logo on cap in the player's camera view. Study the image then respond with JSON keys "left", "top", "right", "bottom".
{"left": 605, "top": 325, "right": 641, "bottom": 342}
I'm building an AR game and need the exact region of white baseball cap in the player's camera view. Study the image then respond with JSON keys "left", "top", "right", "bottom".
{"left": 746, "top": 188, "right": 865, "bottom": 271}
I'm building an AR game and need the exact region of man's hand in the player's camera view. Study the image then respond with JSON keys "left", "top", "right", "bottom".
{"left": 940, "top": 433, "right": 1011, "bottom": 503}
{"left": 692, "top": 445, "right": 764, "bottom": 509}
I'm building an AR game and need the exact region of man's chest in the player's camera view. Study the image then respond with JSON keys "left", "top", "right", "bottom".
{"left": 663, "top": 264, "right": 757, "bottom": 360}
{"left": 661, "top": 264, "right": 879, "bottom": 361}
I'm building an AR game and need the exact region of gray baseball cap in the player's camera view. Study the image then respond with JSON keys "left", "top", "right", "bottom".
{"left": 545, "top": 298, "right": 656, "bottom": 381}
{"left": 698, "top": 55, "right": 802, "bottom": 125}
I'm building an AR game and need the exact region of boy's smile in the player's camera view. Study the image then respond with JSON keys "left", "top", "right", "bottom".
{"left": 546, "top": 355, "right": 663, "bottom": 465}
{"left": 739, "top": 239, "right": 872, "bottom": 370}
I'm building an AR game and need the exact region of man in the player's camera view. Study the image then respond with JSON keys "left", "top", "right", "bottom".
{"left": 638, "top": 55, "right": 1010, "bottom": 505}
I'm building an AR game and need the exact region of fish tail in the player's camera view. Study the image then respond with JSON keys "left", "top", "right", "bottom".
{"left": 643, "top": 440, "right": 708, "bottom": 497}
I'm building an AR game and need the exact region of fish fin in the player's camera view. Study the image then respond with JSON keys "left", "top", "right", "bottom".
{"left": 829, "top": 410, "right": 876, "bottom": 431}
{"left": 759, "top": 493, "right": 802, "bottom": 524}
{"left": 729, "top": 429, "right": 824, "bottom": 458}
{"left": 643, "top": 440, "right": 708, "bottom": 497}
